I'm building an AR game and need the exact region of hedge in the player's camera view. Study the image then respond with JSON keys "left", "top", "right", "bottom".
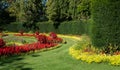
{"left": 91, "top": 0, "right": 120, "bottom": 47}
{"left": 4, "top": 20, "right": 89, "bottom": 35}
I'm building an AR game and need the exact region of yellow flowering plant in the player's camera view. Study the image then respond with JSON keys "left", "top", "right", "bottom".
{"left": 69, "top": 35, "right": 120, "bottom": 66}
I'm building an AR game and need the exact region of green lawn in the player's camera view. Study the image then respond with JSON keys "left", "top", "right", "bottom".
{"left": 0, "top": 36, "right": 120, "bottom": 70}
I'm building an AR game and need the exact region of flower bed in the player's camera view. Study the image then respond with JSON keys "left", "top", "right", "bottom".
{"left": 69, "top": 47, "right": 120, "bottom": 66}
{"left": 0, "top": 32, "right": 63, "bottom": 56}
{"left": 69, "top": 35, "right": 120, "bottom": 66}
{"left": 0, "top": 43, "right": 57, "bottom": 56}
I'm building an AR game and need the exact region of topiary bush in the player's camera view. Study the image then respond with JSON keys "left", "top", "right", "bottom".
{"left": 91, "top": 0, "right": 120, "bottom": 48}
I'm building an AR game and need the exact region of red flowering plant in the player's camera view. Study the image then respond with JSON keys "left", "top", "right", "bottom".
{"left": 50, "top": 32, "right": 57, "bottom": 39}
{"left": 0, "top": 31, "right": 2, "bottom": 35}
{"left": 55, "top": 37, "right": 63, "bottom": 43}
{"left": 46, "top": 36, "right": 53, "bottom": 44}
{"left": 0, "top": 42, "right": 57, "bottom": 56}
{"left": 36, "top": 34, "right": 47, "bottom": 44}
{"left": 35, "top": 31, "right": 39, "bottom": 35}
{"left": 0, "top": 38, "right": 5, "bottom": 48}
{"left": 19, "top": 30, "right": 24, "bottom": 35}
{"left": 49, "top": 32, "right": 63, "bottom": 43}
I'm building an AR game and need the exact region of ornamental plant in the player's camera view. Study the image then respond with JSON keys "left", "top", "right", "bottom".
{"left": 0, "top": 38, "right": 5, "bottom": 47}
{"left": 101, "top": 44, "right": 119, "bottom": 55}
{"left": 19, "top": 30, "right": 24, "bottom": 35}
{"left": 50, "top": 32, "right": 57, "bottom": 39}
{"left": 35, "top": 31, "right": 39, "bottom": 35}
{"left": 0, "top": 42, "right": 56, "bottom": 56}
{"left": 69, "top": 47, "right": 120, "bottom": 66}
{"left": 36, "top": 34, "right": 47, "bottom": 44}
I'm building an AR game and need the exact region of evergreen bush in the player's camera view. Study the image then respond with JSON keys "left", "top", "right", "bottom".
{"left": 91, "top": 0, "right": 120, "bottom": 47}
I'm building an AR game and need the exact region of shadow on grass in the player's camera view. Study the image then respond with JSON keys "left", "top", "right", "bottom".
{"left": 31, "top": 54, "right": 41, "bottom": 57}
{"left": 21, "top": 68, "right": 33, "bottom": 70}
{"left": 0, "top": 55, "right": 33, "bottom": 70}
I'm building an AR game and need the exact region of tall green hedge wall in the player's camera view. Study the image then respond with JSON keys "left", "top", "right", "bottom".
{"left": 5, "top": 21, "right": 88, "bottom": 35}
{"left": 91, "top": 0, "right": 120, "bottom": 47}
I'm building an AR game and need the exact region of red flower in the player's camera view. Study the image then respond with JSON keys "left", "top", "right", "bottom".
{"left": 36, "top": 34, "right": 47, "bottom": 44}
{"left": 19, "top": 30, "right": 24, "bottom": 35}
{"left": 35, "top": 31, "right": 39, "bottom": 35}
{"left": 50, "top": 32, "right": 57, "bottom": 39}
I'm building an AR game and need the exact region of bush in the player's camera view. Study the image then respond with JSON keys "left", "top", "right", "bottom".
{"left": 91, "top": 0, "right": 120, "bottom": 48}
{"left": 5, "top": 20, "right": 89, "bottom": 35}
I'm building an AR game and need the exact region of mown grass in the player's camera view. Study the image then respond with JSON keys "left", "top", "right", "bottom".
{"left": 0, "top": 36, "right": 120, "bottom": 70}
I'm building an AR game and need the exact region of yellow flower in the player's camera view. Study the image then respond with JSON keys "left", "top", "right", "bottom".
{"left": 69, "top": 47, "right": 120, "bottom": 66}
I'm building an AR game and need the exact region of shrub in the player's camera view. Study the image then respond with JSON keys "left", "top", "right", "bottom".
{"left": 91, "top": 0, "right": 120, "bottom": 48}
{"left": 5, "top": 20, "right": 88, "bottom": 35}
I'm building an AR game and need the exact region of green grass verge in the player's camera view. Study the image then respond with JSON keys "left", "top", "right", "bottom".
{"left": 0, "top": 36, "right": 120, "bottom": 70}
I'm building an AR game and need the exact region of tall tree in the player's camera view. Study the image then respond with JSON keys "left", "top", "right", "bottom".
{"left": 77, "top": 0, "right": 91, "bottom": 19}
{"left": 46, "top": 0, "right": 58, "bottom": 22}
{"left": 7, "top": 0, "right": 43, "bottom": 30}
{"left": 7, "top": 0, "right": 26, "bottom": 22}
{"left": 68, "top": 0, "right": 79, "bottom": 20}
{"left": 7, "top": 0, "right": 43, "bottom": 23}
{"left": 46, "top": 0, "right": 70, "bottom": 22}
{"left": 0, "top": 0, "right": 15, "bottom": 31}
{"left": 59, "top": 0, "right": 70, "bottom": 21}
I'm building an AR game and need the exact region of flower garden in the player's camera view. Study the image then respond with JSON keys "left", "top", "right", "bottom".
{"left": 1, "top": 0, "right": 120, "bottom": 70}
{"left": 0, "top": 32, "right": 63, "bottom": 56}
{"left": 1, "top": 32, "right": 120, "bottom": 70}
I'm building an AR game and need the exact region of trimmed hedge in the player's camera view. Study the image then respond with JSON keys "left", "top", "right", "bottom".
{"left": 91, "top": 0, "right": 120, "bottom": 47}
{"left": 4, "top": 21, "right": 88, "bottom": 35}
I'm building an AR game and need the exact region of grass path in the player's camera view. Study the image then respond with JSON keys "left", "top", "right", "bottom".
{"left": 0, "top": 36, "right": 120, "bottom": 70}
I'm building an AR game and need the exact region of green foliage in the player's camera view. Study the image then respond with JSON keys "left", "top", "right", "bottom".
{"left": 5, "top": 21, "right": 88, "bottom": 35}
{"left": 4, "top": 22, "right": 26, "bottom": 32}
{"left": 91, "top": 0, "right": 120, "bottom": 47}
{"left": 58, "top": 21, "right": 86, "bottom": 35}
{"left": 7, "top": 0, "right": 26, "bottom": 22}
{"left": 7, "top": 0, "right": 43, "bottom": 22}
{"left": 46, "top": 0, "right": 70, "bottom": 22}
{"left": 74, "top": 35, "right": 91, "bottom": 50}
{"left": 0, "top": 0, "right": 15, "bottom": 30}
{"left": 46, "top": 0, "right": 57, "bottom": 22}
{"left": 77, "top": 0, "right": 91, "bottom": 19}
{"left": 68, "top": 0, "right": 79, "bottom": 20}
{"left": 101, "top": 44, "right": 119, "bottom": 55}
{"left": 46, "top": 0, "right": 91, "bottom": 21}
